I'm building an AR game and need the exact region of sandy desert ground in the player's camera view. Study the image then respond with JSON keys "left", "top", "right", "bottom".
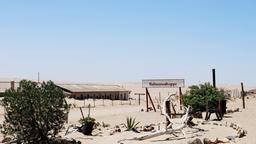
{"left": 0, "top": 82, "right": 255, "bottom": 144}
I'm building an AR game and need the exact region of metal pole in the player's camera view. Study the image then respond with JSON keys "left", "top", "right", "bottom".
{"left": 38, "top": 72, "right": 40, "bottom": 83}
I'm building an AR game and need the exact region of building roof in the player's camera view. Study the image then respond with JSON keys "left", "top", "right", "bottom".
{"left": 248, "top": 89, "right": 256, "bottom": 94}
{"left": 56, "top": 84, "right": 130, "bottom": 93}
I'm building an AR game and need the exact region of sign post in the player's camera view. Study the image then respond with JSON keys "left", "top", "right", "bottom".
{"left": 142, "top": 79, "right": 185, "bottom": 112}
{"left": 134, "top": 93, "right": 145, "bottom": 105}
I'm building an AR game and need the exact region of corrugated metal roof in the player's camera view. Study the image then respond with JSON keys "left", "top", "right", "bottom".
{"left": 56, "top": 84, "right": 130, "bottom": 93}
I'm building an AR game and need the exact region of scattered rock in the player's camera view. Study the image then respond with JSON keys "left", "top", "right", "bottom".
{"left": 237, "top": 129, "right": 246, "bottom": 138}
{"left": 50, "top": 138, "right": 81, "bottom": 144}
{"left": 132, "top": 128, "right": 140, "bottom": 133}
{"left": 203, "top": 137, "right": 229, "bottom": 144}
{"left": 213, "top": 123, "right": 218, "bottom": 126}
{"left": 193, "top": 112, "right": 203, "bottom": 119}
{"left": 142, "top": 125, "right": 155, "bottom": 132}
{"left": 203, "top": 138, "right": 212, "bottom": 144}
{"left": 226, "top": 136, "right": 236, "bottom": 141}
{"left": 102, "top": 122, "right": 110, "bottom": 128}
{"left": 201, "top": 121, "right": 210, "bottom": 125}
{"left": 187, "top": 138, "right": 203, "bottom": 144}
{"left": 2, "top": 137, "right": 12, "bottom": 143}
{"left": 226, "top": 108, "right": 239, "bottom": 114}
{"left": 109, "top": 126, "right": 122, "bottom": 135}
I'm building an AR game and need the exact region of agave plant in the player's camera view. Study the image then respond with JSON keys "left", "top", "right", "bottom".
{"left": 124, "top": 117, "right": 140, "bottom": 131}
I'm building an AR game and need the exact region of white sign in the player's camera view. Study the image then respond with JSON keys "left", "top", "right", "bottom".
{"left": 142, "top": 79, "right": 185, "bottom": 88}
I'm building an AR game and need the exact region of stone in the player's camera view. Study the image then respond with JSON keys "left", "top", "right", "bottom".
{"left": 193, "top": 112, "right": 203, "bottom": 119}
{"left": 2, "top": 137, "right": 12, "bottom": 143}
{"left": 226, "top": 136, "right": 236, "bottom": 141}
{"left": 187, "top": 138, "right": 203, "bottom": 144}
{"left": 218, "top": 138, "right": 230, "bottom": 143}
{"left": 143, "top": 125, "right": 155, "bottom": 132}
{"left": 203, "top": 138, "right": 212, "bottom": 144}
{"left": 213, "top": 123, "right": 218, "bottom": 126}
{"left": 237, "top": 129, "right": 246, "bottom": 138}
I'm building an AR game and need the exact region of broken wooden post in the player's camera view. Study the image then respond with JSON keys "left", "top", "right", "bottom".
{"left": 179, "top": 87, "right": 183, "bottom": 110}
{"left": 11, "top": 81, "right": 15, "bottom": 90}
{"left": 205, "top": 99, "right": 209, "bottom": 120}
{"left": 139, "top": 94, "right": 141, "bottom": 105}
{"left": 79, "top": 107, "right": 85, "bottom": 119}
{"left": 165, "top": 100, "right": 171, "bottom": 128}
{"left": 88, "top": 104, "right": 91, "bottom": 117}
{"left": 171, "top": 103, "right": 177, "bottom": 117}
{"left": 102, "top": 98, "right": 105, "bottom": 106}
{"left": 130, "top": 104, "right": 192, "bottom": 141}
{"left": 241, "top": 82, "right": 245, "bottom": 109}
{"left": 93, "top": 98, "right": 96, "bottom": 107}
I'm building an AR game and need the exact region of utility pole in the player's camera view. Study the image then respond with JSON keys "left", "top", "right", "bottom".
{"left": 38, "top": 72, "right": 40, "bottom": 83}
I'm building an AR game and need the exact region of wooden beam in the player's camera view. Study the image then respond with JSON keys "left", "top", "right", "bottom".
{"left": 146, "top": 89, "right": 149, "bottom": 112}
{"left": 146, "top": 88, "right": 156, "bottom": 112}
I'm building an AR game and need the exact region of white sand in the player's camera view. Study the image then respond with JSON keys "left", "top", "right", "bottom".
{"left": 0, "top": 83, "right": 255, "bottom": 144}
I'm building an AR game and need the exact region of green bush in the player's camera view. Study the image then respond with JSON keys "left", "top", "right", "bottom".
{"left": 79, "top": 117, "right": 96, "bottom": 126}
{"left": 183, "top": 83, "right": 225, "bottom": 112}
{"left": 123, "top": 117, "right": 140, "bottom": 131}
{"left": 1, "top": 80, "right": 69, "bottom": 143}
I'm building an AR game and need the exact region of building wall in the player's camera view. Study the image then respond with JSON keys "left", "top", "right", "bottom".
{"left": 70, "top": 91, "right": 129, "bottom": 100}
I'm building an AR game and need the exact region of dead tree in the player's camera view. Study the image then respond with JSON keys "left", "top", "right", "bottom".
{"left": 130, "top": 93, "right": 193, "bottom": 141}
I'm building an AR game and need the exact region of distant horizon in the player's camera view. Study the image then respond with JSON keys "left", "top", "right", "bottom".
{"left": 0, "top": 76, "right": 255, "bottom": 88}
{"left": 1, "top": 1, "right": 256, "bottom": 86}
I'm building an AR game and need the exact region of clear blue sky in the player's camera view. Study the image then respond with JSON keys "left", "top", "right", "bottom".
{"left": 0, "top": 0, "right": 255, "bottom": 86}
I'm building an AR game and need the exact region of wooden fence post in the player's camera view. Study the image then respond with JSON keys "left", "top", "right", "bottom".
{"left": 179, "top": 87, "right": 183, "bottom": 110}
{"left": 212, "top": 69, "right": 216, "bottom": 88}
{"left": 241, "top": 82, "right": 245, "bottom": 109}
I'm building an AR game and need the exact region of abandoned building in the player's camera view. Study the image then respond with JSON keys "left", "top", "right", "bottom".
{"left": 0, "top": 80, "right": 131, "bottom": 101}
{"left": 56, "top": 84, "right": 131, "bottom": 100}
